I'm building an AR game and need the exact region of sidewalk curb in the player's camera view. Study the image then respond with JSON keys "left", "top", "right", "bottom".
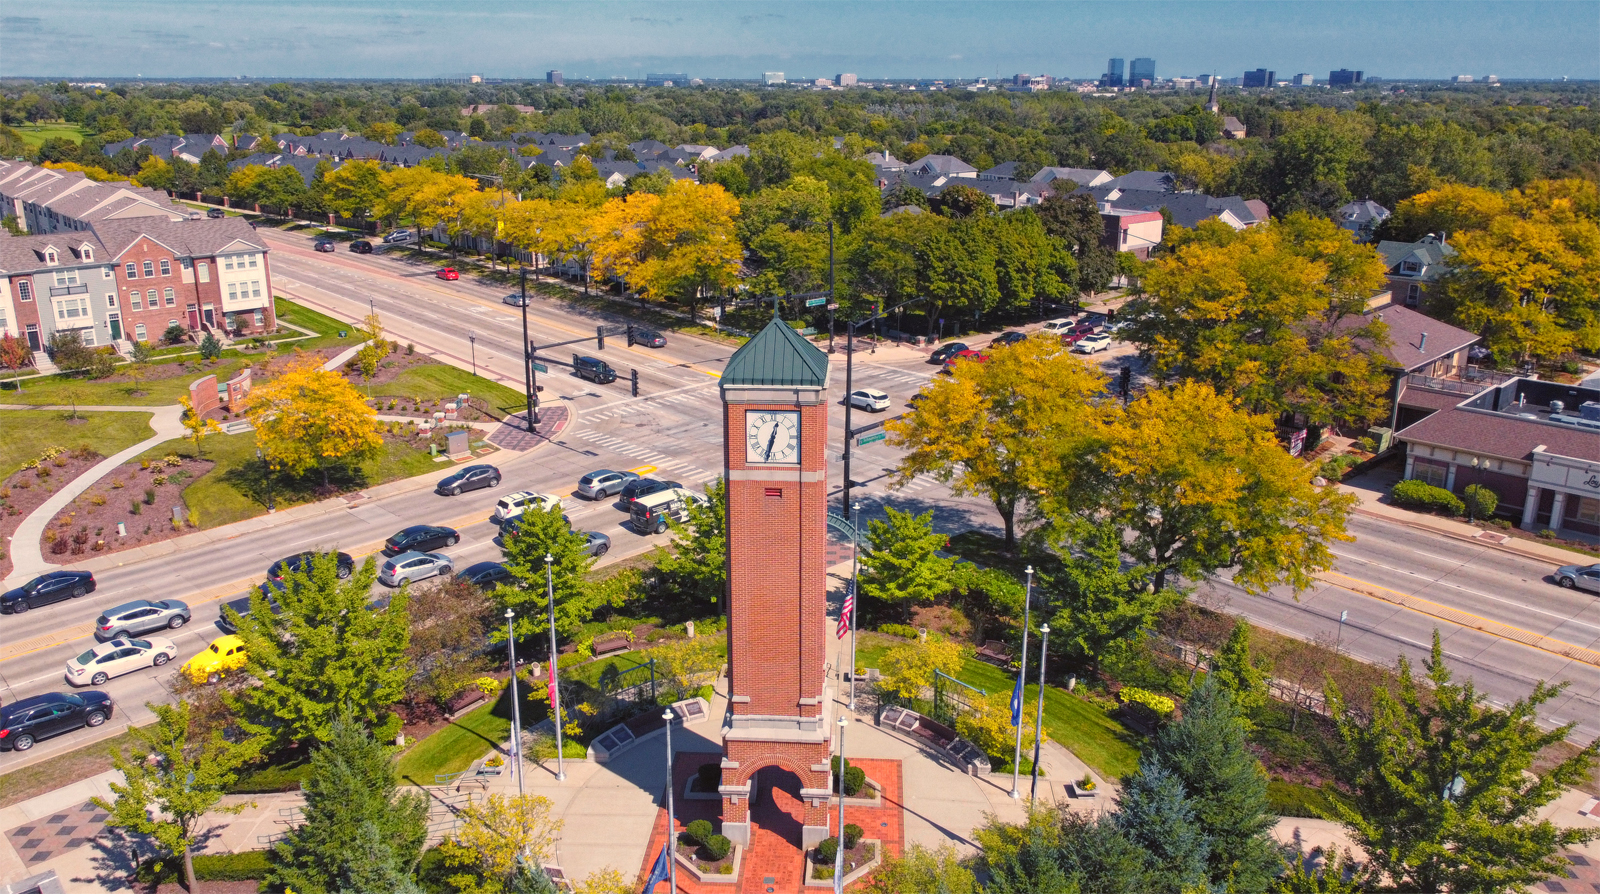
{"left": 1351, "top": 504, "right": 1581, "bottom": 568}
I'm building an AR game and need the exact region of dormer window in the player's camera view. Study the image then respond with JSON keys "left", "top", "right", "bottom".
{"left": 44, "top": 249, "right": 58, "bottom": 265}
{"left": 1401, "top": 261, "right": 1421, "bottom": 274}
{"left": 79, "top": 245, "right": 93, "bottom": 262}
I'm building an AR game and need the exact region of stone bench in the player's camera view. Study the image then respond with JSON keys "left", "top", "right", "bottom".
{"left": 879, "top": 705, "right": 991, "bottom": 775}
{"left": 446, "top": 686, "right": 488, "bottom": 717}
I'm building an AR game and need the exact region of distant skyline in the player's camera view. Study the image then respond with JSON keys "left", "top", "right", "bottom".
{"left": 3, "top": 1, "right": 1597, "bottom": 82}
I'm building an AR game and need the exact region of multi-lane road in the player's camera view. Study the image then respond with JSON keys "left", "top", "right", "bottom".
{"left": 1, "top": 226, "right": 1596, "bottom": 770}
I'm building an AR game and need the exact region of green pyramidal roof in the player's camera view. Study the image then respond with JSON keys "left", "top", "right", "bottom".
{"left": 721, "top": 315, "right": 831, "bottom": 388}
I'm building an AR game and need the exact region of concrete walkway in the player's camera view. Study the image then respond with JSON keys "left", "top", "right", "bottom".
{"left": 4, "top": 406, "right": 184, "bottom": 587}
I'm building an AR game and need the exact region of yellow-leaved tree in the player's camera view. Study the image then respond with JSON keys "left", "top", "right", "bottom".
{"left": 376, "top": 167, "right": 480, "bottom": 244}
{"left": 878, "top": 637, "right": 967, "bottom": 701}
{"left": 178, "top": 395, "right": 222, "bottom": 458}
{"left": 588, "top": 180, "right": 742, "bottom": 315}
{"left": 438, "top": 794, "right": 563, "bottom": 894}
{"left": 244, "top": 356, "right": 381, "bottom": 488}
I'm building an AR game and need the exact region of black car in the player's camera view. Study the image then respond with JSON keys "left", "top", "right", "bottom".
{"left": 383, "top": 525, "right": 459, "bottom": 556}
{"left": 929, "top": 342, "right": 970, "bottom": 364}
{"left": 992, "top": 331, "right": 1028, "bottom": 347}
{"left": 350, "top": 240, "right": 374, "bottom": 254}
{"left": 0, "top": 691, "right": 114, "bottom": 751}
{"left": 573, "top": 355, "right": 617, "bottom": 384}
{"left": 1, "top": 570, "right": 96, "bottom": 614}
{"left": 620, "top": 478, "right": 682, "bottom": 504}
{"left": 437, "top": 464, "right": 501, "bottom": 496}
{"left": 456, "top": 561, "right": 512, "bottom": 589}
{"left": 218, "top": 580, "right": 285, "bottom": 634}
{"left": 268, "top": 551, "right": 355, "bottom": 581}
{"left": 630, "top": 328, "right": 667, "bottom": 348}
{"left": 206, "top": 208, "right": 226, "bottom": 219}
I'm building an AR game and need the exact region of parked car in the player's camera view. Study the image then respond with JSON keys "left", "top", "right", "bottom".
{"left": 0, "top": 692, "right": 114, "bottom": 751}
{"left": 456, "top": 561, "right": 512, "bottom": 589}
{"left": 577, "top": 469, "right": 639, "bottom": 500}
{"left": 992, "top": 331, "right": 1028, "bottom": 347}
{"left": 631, "top": 328, "right": 667, "bottom": 348}
{"left": 182, "top": 635, "right": 248, "bottom": 684}
{"left": 217, "top": 580, "right": 285, "bottom": 634}
{"left": 268, "top": 551, "right": 354, "bottom": 581}
{"left": 206, "top": 208, "right": 226, "bottom": 219}
{"left": 582, "top": 531, "right": 612, "bottom": 558}
{"left": 437, "top": 464, "right": 501, "bottom": 496}
{"left": 619, "top": 478, "right": 682, "bottom": 505}
{"left": 66, "top": 637, "right": 177, "bottom": 687}
{"left": 1041, "top": 318, "right": 1078, "bottom": 335}
{"left": 496, "top": 513, "right": 572, "bottom": 545}
{"left": 1, "top": 570, "right": 96, "bottom": 614}
{"left": 1072, "top": 333, "right": 1112, "bottom": 354}
{"left": 493, "top": 491, "right": 562, "bottom": 524}
{"left": 929, "top": 342, "right": 969, "bottom": 364}
{"left": 382, "top": 525, "right": 459, "bottom": 556}
{"left": 940, "top": 350, "right": 988, "bottom": 373}
{"left": 573, "top": 355, "right": 617, "bottom": 384}
{"left": 95, "top": 599, "right": 191, "bottom": 641}
{"left": 1554, "top": 563, "right": 1600, "bottom": 594}
{"left": 1060, "top": 323, "right": 1098, "bottom": 346}
{"left": 379, "top": 551, "right": 453, "bottom": 588}
{"left": 350, "top": 240, "right": 374, "bottom": 254}
{"left": 503, "top": 292, "right": 528, "bottom": 307}
{"left": 848, "top": 388, "right": 891, "bottom": 412}
{"left": 313, "top": 239, "right": 336, "bottom": 253}
{"left": 435, "top": 267, "right": 460, "bottom": 281}
{"left": 383, "top": 230, "right": 416, "bottom": 244}
{"left": 630, "top": 489, "right": 707, "bottom": 535}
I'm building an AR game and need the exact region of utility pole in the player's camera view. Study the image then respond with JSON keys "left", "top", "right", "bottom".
{"left": 847, "top": 501, "right": 861, "bottom": 712}
{"left": 827, "top": 220, "right": 836, "bottom": 353}
{"left": 520, "top": 269, "right": 537, "bottom": 430}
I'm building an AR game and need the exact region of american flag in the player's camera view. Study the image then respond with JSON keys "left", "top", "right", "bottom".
{"left": 837, "top": 579, "right": 855, "bottom": 639}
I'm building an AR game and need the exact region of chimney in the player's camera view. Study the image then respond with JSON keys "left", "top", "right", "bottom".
{"left": 1418, "top": 332, "right": 1428, "bottom": 352}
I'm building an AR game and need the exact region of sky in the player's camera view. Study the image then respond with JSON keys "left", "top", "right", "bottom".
{"left": 3, "top": 1, "right": 1597, "bottom": 82}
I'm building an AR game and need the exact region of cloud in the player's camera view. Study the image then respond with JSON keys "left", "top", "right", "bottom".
{"left": 628, "top": 16, "right": 680, "bottom": 26}
{"left": 950, "top": 54, "right": 963, "bottom": 60}
{"left": 3, "top": 16, "right": 42, "bottom": 30}
{"left": 738, "top": 13, "right": 784, "bottom": 25}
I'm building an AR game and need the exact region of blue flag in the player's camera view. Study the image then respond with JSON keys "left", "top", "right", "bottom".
{"left": 1010, "top": 674, "right": 1024, "bottom": 727}
{"left": 644, "top": 842, "right": 670, "bottom": 891}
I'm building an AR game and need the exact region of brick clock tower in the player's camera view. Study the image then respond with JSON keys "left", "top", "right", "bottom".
{"left": 717, "top": 316, "right": 835, "bottom": 849}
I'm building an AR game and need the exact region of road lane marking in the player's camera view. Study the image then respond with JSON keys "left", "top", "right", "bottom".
{"left": 627, "top": 465, "right": 658, "bottom": 476}
{"left": 1331, "top": 551, "right": 1600, "bottom": 636}
{"left": 1317, "top": 570, "right": 1600, "bottom": 668}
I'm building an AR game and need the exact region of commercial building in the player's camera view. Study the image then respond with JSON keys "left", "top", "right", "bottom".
{"left": 835, "top": 73, "right": 857, "bottom": 87}
{"left": 1292, "top": 73, "right": 1315, "bottom": 86}
{"left": 1452, "top": 75, "right": 1475, "bottom": 84}
{"left": 1243, "top": 68, "right": 1275, "bottom": 88}
{"left": 546, "top": 70, "right": 563, "bottom": 86}
{"left": 1102, "top": 58, "right": 1125, "bottom": 88}
{"left": 645, "top": 73, "right": 687, "bottom": 87}
{"left": 1328, "top": 68, "right": 1364, "bottom": 85}
{"left": 763, "top": 72, "right": 786, "bottom": 85}
{"left": 1129, "top": 58, "right": 1156, "bottom": 86}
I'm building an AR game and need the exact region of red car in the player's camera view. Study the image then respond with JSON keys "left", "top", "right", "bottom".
{"left": 1060, "top": 324, "right": 1097, "bottom": 345}
{"left": 435, "top": 267, "right": 460, "bottom": 281}
{"left": 940, "top": 349, "right": 989, "bottom": 373}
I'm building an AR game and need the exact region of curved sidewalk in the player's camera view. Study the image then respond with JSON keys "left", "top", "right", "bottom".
{"left": 4, "top": 405, "right": 184, "bottom": 587}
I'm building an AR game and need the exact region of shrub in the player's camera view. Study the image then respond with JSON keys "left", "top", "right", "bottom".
{"left": 165, "top": 454, "right": 183, "bottom": 467}
{"left": 151, "top": 475, "right": 166, "bottom": 486}
{"left": 50, "top": 537, "right": 69, "bottom": 555}
{"left": 1354, "top": 435, "right": 1378, "bottom": 453}
{"left": 816, "top": 836, "right": 839, "bottom": 865}
{"left": 162, "top": 323, "right": 187, "bottom": 345}
{"left": 1561, "top": 359, "right": 1582, "bottom": 375}
{"left": 198, "top": 332, "right": 223, "bottom": 360}
{"left": 830, "top": 756, "right": 866, "bottom": 796}
{"left": 110, "top": 479, "right": 125, "bottom": 489}
{"left": 406, "top": 343, "right": 415, "bottom": 355}
{"left": 1390, "top": 479, "right": 1465, "bottom": 516}
{"left": 1538, "top": 529, "right": 1556, "bottom": 539}
{"left": 685, "top": 819, "right": 714, "bottom": 847}
{"left": 86, "top": 350, "right": 117, "bottom": 379}
{"left": 1463, "top": 483, "right": 1499, "bottom": 520}
{"left": 1318, "top": 454, "right": 1360, "bottom": 480}
{"left": 843, "top": 823, "right": 863, "bottom": 849}
{"left": 171, "top": 518, "right": 182, "bottom": 531}
{"left": 187, "top": 507, "right": 200, "bottom": 527}
{"left": 1118, "top": 686, "right": 1177, "bottom": 718}
{"left": 696, "top": 762, "right": 721, "bottom": 792}
{"left": 142, "top": 488, "right": 156, "bottom": 505}
{"left": 130, "top": 500, "right": 141, "bottom": 515}
{"left": 90, "top": 494, "right": 107, "bottom": 506}
{"left": 877, "top": 623, "right": 919, "bottom": 639}
{"left": 35, "top": 465, "right": 50, "bottom": 479}
{"left": 704, "top": 834, "right": 732, "bottom": 861}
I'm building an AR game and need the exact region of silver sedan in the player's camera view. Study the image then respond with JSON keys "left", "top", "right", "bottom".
{"left": 66, "top": 637, "right": 178, "bottom": 686}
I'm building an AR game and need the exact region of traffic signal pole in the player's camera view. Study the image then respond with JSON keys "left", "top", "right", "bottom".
{"left": 520, "top": 269, "right": 538, "bottom": 430}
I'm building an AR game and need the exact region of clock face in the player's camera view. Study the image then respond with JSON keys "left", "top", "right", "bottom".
{"left": 745, "top": 410, "right": 800, "bottom": 464}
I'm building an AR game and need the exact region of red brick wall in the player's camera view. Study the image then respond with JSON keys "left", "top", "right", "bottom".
{"left": 724, "top": 739, "right": 831, "bottom": 828}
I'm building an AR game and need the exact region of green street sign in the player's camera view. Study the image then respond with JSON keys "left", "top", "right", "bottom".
{"left": 806, "top": 296, "right": 827, "bottom": 307}
{"left": 857, "top": 431, "right": 887, "bottom": 446}
{"left": 530, "top": 362, "right": 549, "bottom": 374}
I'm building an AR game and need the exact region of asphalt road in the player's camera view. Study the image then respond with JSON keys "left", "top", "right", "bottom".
{"left": 2, "top": 227, "right": 1595, "bottom": 769}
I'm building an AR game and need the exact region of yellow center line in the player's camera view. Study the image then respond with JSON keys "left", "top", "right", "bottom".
{"left": 1316, "top": 570, "right": 1600, "bottom": 668}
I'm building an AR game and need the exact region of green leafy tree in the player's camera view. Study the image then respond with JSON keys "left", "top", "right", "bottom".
{"left": 1146, "top": 677, "right": 1280, "bottom": 893}
{"left": 656, "top": 477, "right": 727, "bottom": 608}
{"left": 1042, "top": 521, "right": 1174, "bottom": 675}
{"left": 1210, "top": 619, "right": 1269, "bottom": 728}
{"left": 93, "top": 701, "right": 260, "bottom": 892}
{"left": 858, "top": 507, "right": 957, "bottom": 618}
{"left": 493, "top": 503, "right": 599, "bottom": 641}
{"left": 1271, "top": 845, "right": 1366, "bottom": 893}
{"left": 268, "top": 711, "right": 429, "bottom": 894}
{"left": 863, "top": 843, "right": 977, "bottom": 894}
{"left": 980, "top": 806, "right": 1156, "bottom": 894}
{"left": 1327, "top": 631, "right": 1600, "bottom": 894}
{"left": 1114, "top": 756, "right": 1212, "bottom": 893}
{"left": 227, "top": 552, "right": 412, "bottom": 747}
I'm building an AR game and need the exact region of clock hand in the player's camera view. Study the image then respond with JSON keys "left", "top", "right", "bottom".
{"left": 764, "top": 422, "right": 779, "bottom": 461}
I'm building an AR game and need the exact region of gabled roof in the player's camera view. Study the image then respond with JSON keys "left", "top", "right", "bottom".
{"left": 721, "top": 315, "right": 831, "bottom": 389}
{"left": 1359, "top": 305, "right": 1480, "bottom": 373}
{"left": 1030, "top": 167, "right": 1112, "bottom": 187}
{"left": 909, "top": 154, "right": 977, "bottom": 176}
{"left": 1377, "top": 236, "right": 1455, "bottom": 279}
{"left": 1102, "top": 171, "right": 1176, "bottom": 193}
{"left": 979, "top": 161, "right": 1020, "bottom": 181}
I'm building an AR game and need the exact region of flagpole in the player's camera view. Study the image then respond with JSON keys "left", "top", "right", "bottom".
{"left": 1010, "top": 565, "right": 1033, "bottom": 799}
{"left": 547, "top": 554, "right": 565, "bottom": 782}
{"left": 1031, "top": 624, "right": 1049, "bottom": 801}
{"left": 663, "top": 707, "right": 678, "bottom": 894}
{"left": 847, "top": 501, "right": 861, "bottom": 712}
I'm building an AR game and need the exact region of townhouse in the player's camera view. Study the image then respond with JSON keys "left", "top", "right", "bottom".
{"left": 0, "top": 160, "right": 188, "bottom": 235}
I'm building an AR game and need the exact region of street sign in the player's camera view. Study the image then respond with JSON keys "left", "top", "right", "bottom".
{"left": 857, "top": 431, "right": 887, "bottom": 446}
{"left": 806, "top": 297, "right": 827, "bottom": 307}
{"left": 530, "top": 362, "right": 548, "bottom": 374}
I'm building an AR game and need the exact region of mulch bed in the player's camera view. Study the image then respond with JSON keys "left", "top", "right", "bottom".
{"left": 42, "top": 452, "right": 215, "bottom": 560}
{"left": 811, "top": 841, "right": 876, "bottom": 881}
{"left": 0, "top": 446, "right": 104, "bottom": 579}
{"left": 148, "top": 881, "right": 260, "bottom": 894}
{"left": 677, "top": 839, "right": 736, "bottom": 876}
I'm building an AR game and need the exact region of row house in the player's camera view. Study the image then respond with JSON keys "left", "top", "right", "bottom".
{"left": 0, "top": 160, "right": 189, "bottom": 235}
{"left": 0, "top": 216, "right": 274, "bottom": 353}
{"left": 101, "top": 133, "right": 230, "bottom": 164}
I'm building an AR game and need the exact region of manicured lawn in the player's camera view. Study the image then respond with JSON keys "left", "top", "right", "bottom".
{"left": 12, "top": 123, "right": 90, "bottom": 149}
{"left": 396, "top": 700, "right": 511, "bottom": 786}
{"left": 0, "top": 726, "right": 142, "bottom": 810}
{"left": 0, "top": 358, "right": 254, "bottom": 407}
{"left": 857, "top": 636, "right": 1143, "bottom": 782}
{"left": 378, "top": 363, "right": 529, "bottom": 415}
{"left": 274, "top": 296, "right": 365, "bottom": 351}
{"left": 562, "top": 638, "right": 728, "bottom": 691}
{"left": 0, "top": 410, "right": 155, "bottom": 478}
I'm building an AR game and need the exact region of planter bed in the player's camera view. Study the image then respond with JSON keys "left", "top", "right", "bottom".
{"left": 804, "top": 840, "right": 880, "bottom": 887}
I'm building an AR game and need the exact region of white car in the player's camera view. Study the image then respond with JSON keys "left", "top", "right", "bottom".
{"left": 849, "top": 388, "right": 891, "bottom": 412}
{"left": 1041, "top": 318, "right": 1080, "bottom": 335}
{"left": 503, "top": 292, "right": 528, "bottom": 307}
{"left": 383, "top": 230, "right": 416, "bottom": 244}
{"left": 493, "top": 491, "right": 563, "bottom": 524}
{"left": 66, "top": 637, "right": 178, "bottom": 686}
{"left": 1073, "top": 333, "right": 1113, "bottom": 354}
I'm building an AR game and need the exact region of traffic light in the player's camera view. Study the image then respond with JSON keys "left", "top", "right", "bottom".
{"left": 630, "top": 368, "right": 639, "bottom": 397}
{"left": 1119, "top": 365, "right": 1132, "bottom": 400}
{"left": 596, "top": 325, "right": 605, "bottom": 350}
{"left": 626, "top": 324, "right": 635, "bottom": 347}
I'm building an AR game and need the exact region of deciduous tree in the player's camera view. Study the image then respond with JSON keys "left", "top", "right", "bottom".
{"left": 877, "top": 636, "right": 966, "bottom": 702}
{"left": 178, "top": 395, "right": 221, "bottom": 458}
{"left": 655, "top": 477, "right": 727, "bottom": 608}
{"left": 858, "top": 507, "right": 957, "bottom": 617}
{"left": 862, "top": 843, "right": 977, "bottom": 894}
{"left": 438, "top": 794, "right": 564, "bottom": 894}
{"left": 0, "top": 331, "right": 31, "bottom": 391}
{"left": 493, "top": 502, "right": 600, "bottom": 642}
{"left": 319, "top": 159, "right": 386, "bottom": 222}
{"left": 244, "top": 356, "right": 382, "bottom": 487}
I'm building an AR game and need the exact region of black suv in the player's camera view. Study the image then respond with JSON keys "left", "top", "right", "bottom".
{"left": 929, "top": 342, "right": 969, "bottom": 364}
{"left": 573, "top": 355, "right": 617, "bottom": 384}
{"left": 0, "top": 691, "right": 114, "bottom": 751}
{"left": 437, "top": 464, "right": 500, "bottom": 496}
{"left": 620, "top": 478, "right": 682, "bottom": 504}
{"left": 268, "top": 551, "right": 355, "bottom": 581}
{"left": 1, "top": 570, "right": 96, "bottom": 613}
{"left": 350, "top": 240, "right": 374, "bottom": 254}
{"left": 382, "top": 525, "right": 460, "bottom": 556}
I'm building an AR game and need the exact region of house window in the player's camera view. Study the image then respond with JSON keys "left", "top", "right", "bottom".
{"left": 1413, "top": 460, "right": 1448, "bottom": 489}
{"left": 125, "top": 262, "right": 138, "bottom": 279}
{"left": 223, "top": 256, "right": 234, "bottom": 271}
{"left": 16, "top": 281, "right": 30, "bottom": 302}
{"left": 0, "top": 308, "right": 7, "bottom": 330}
{"left": 253, "top": 310, "right": 265, "bottom": 327}
{"left": 197, "top": 263, "right": 209, "bottom": 283}
{"left": 163, "top": 287, "right": 175, "bottom": 306}
{"left": 168, "top": 319, "right": 179, "bottom": 330}
{"left": 181, "top": 258, "right": 192, "bottom": 270}
{"left": 102, "top": 266, "right": 113, "bottom": 279}
{"left": 130, "top": 292, "right": 143, "bottom": 310}
{"left": 251, "top": 280, "right": 262, "bottom": 298}
{"left": 56, "top": 297, "right": 90, "bottom": 320}
{"left": 142, "top": 260, "right": 155, "bottom": 278}
{"left": 1407, "top": 284, "right": 1421, "bottom": 306}
{"left": 80, "top": 246, "right": 93, "bottom": 261}
{"left": 1577, "top": 498, "right": 1600, "bottom": 525}
{"left": 53, "top": 269, "right": 79, "bottom": 287}
{"left": 248, "top": 254, "right": 258, "bottom": 268}
{"left": 1401, "top": 261, "right": 1420, "bottom": 274}
{"left": 227, "top": 283, "right": 238, "bottom": 301}
{"left": 159, "top": 259, "right": 171, "bottom": 276}
{"left": 45, "top": 249, "right": 57, "bottom": 265}
{"left": 80, "top": 328, "right": 96, "bottom": 347}
{"left": 135, "top": 323, "right": 147, "bottom": 341}
{"left": 107, "top": 294, "right": 117, "bottom": 308}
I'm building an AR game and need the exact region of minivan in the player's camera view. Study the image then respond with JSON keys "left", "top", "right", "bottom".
{"left": 630, "top": 488, "right": 705, "bottom": 535}
{"left": 573, "top": 355, "right": 616, "bottom": 384}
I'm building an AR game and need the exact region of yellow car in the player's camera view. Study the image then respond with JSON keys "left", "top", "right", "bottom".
{"left": 182, "top": 635, "right": 248, "bottom": 683}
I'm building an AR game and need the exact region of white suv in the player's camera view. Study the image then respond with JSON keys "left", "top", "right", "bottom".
{"left": 383, "top": 230, "right": 416, "bottom": 244}
{"left": 493, "top": 491, "right": 562, "bottom": 524}
{"left": 1042, "top": 317, "right": 1080, "bottom": 335}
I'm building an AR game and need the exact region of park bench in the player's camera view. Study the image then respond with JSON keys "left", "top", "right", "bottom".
{"left": 879, "top": 705, "right": 992, "bottom": 775}
{"left": 592, "top": 633, "right": 630, "bottom": 656}
{"left": 975, "top": 640, "right": 1012, "bottom": 666}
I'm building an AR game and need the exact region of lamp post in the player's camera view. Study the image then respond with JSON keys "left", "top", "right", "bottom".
{"left": 1334, "top": 609, "right": 1348, "bottom": 657}
{"left": 1010, "top": 565, "right": 1033, "bottom": 799}
{"left": 847, "top": 501, "right": 861, "bottom": 712}
{"left": 256, "top": 448, "right": 274, "bottom": 511}
{"left": 662, "top": 707, "right": 679, "bottom": 894}
{"left": 468, "top": 331, "right": 477, "bottom": 378}
{"left": 1031, "top": 623, "right": 1049, "bottom": 801}
{"left": 546, "top": 554, "right": 565, "bottom": 781}
{"left": 833, "top": 715, "right": 848, "bottom": 894}
{"left": 505, "top": 609, "right": 526, "bottom": 800}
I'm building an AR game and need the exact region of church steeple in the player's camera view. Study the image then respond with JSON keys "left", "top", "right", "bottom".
{"left": 1206, "top": 74, "right": 1220, "bottom": 113}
